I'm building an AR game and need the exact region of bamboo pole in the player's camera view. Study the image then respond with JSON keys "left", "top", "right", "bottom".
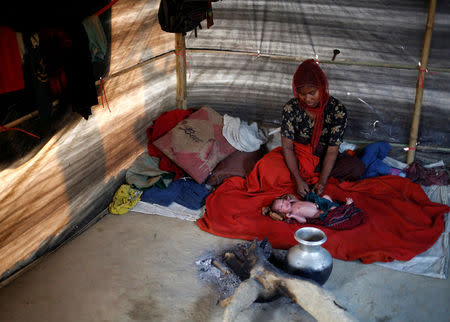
{"left": 97, "top": 51, "right": 173, "bottom": 82}
{"left": 3, "top": 111, "right": 39, "bottom": 128}
{"left": 1, "top": 100, "right": 59, "bottom": 129}
{"left": 175, "top": 33, "right": 187, "bottom": 109}
{"left": 344, "top": 139, "right": 450, "bottom": 153}
{"left": 407, "top": 0, "right": 437, "bottom": 164}
{"left": 186, "top": 48, "right": 450, "bottom": 73}
{"left": 7, "top": 44, "right": 450, "bottom": 130}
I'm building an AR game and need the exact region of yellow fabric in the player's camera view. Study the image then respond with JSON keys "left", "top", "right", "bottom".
{"left": 108, "top": 184, "right": 142, "bottom": 215}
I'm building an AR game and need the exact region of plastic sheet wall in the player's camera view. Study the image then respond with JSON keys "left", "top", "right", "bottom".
{"left": 0, "top": 0, "right": 175, "bottom": 282}
{"left": 185, "top": 0, "right": 450, "bottom": 147}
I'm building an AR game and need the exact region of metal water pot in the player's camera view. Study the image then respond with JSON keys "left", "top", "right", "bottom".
{"left": 286, "top": 227, "right": 333, "bottom": 285}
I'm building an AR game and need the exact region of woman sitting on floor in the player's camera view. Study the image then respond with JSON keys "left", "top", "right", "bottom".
{"left": 282, "top": 59, "right": 365, "bottom": 197}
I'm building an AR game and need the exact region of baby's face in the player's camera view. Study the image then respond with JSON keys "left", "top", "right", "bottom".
{"left": 273, "top": 199, "right": 292, "bottom": 214}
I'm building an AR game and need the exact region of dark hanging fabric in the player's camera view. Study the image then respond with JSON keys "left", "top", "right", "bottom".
{"left": 1, "top": 2, "right": 104, "bottom": 120}
{"left": 0, "top": 1, "right": 110, "bottom": 31}
{"left": 63, "top": 23, "right": 99, "bottom": 120}
{"left": 39, "top": 29, "right": 70, "bottom": 99}
{"left": 22, "top": 32, "right": 52, "bottom": 123}
{"left": 158, "top": 0, "right": 207, "bottom": 34}
{"left": 39, "top": 21, "right": 102, "bottom": 120}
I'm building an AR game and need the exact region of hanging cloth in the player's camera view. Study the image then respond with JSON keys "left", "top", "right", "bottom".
{"left": 0, "top": 26, "right": 25, "bottom": 94}
{"left": 22, "top": 32, "right": 52, "bottom": 122}
{"left": 82, "top": 15, "right": 107, "bottom": 62}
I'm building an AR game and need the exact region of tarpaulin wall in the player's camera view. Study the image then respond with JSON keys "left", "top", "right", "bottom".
{"left": 1, "top": 0, "right": 449, "bottom": 282}
{"left": 0, "top": 0, "right": 175, "bottom": 282}
{"left": 185, "top": 0, "right": 450, "bottom": 147}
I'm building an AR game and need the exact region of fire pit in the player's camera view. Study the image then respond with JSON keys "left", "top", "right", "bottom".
{"left": 196, "top": 239, "right": 356, "bottom": 322}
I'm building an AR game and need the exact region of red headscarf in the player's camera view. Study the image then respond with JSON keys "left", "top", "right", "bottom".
{"left": 292, "top": 59, "right": 329, "bottom": 150}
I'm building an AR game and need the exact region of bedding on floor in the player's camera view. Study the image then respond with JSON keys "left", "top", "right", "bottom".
{"left": 117, "top": 106, "right": 449, "bottom": 277}
{"left": 196, "top": 146, "right": 449, "bottom": 264}
{"left": 132, "top": 201, "right": 204, "bottom": 221}
{"left": 375, "top": 184, "right": 449, "bottom": 278}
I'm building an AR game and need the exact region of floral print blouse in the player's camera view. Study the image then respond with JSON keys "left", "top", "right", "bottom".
{"left": 281, "top": 96, "right": 347, "bottom": 147}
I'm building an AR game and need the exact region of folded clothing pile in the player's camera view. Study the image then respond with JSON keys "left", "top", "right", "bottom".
{"left": 141, "top": 178, "right": 210, "bottom": 210}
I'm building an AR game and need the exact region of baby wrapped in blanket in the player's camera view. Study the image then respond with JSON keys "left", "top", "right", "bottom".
{"left": 262, "top": 192, "right": 365, "bottom": 230}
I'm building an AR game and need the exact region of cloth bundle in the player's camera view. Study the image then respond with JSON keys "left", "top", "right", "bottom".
{"left": 404, "top": 162, "right": 449, "bottom": 186}
{"left": 222, "top": 114, "right": 267, "bottom": 152}
{"left": 361, "top": 141, "right": 391, "bottom": 178}
{"left": 126, "top": 151, "right": 174, "bottom": 189}
{"left": 306, "top": 203, "right": 365, "bottom": 230}
{"left": 109, "top": 184, "right": 143, "bottom": 215}
{"left": 141, "top": 178, "right": 210, "bottom": 210}
{"left": 305, "top": 192, "right": 339, "bottom": 219}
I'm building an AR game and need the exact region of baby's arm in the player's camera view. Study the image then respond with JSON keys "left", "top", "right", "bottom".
{"left": 286, "top": 213, "right": 307, "bottom": 223}
{"left": 324, "top": 194, "right": 353, "bottom": 206}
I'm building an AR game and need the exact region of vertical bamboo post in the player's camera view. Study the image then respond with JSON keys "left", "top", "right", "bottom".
{"left": 407, "top": 0, "right": 437, "bottom": 164}
{"left": 175, "top": 33, "right": 187, "bottom": 109}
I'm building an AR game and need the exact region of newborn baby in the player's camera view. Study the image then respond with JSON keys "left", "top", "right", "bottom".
{"left": 271, "top": 193, "right": 353, "bottom": 223}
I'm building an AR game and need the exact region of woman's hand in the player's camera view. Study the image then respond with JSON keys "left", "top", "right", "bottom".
{"left": 312, "top": 182, "right": 325, "bottom": 195}
{"left": 296, "top": 178, "right": 310, "bottom": 197}
{"left": 315, "top": 145, "right": 339, "bottom": 196}
{"left": 282, "top": 136, "right": 310, "bottom": 197}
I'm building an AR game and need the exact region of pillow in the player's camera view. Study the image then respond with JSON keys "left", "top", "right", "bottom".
{"left": 153, "top": 106, "right": 236, "bottom": 183}
{"left": 206, "top": 148, "right": 265, "bottom": 187}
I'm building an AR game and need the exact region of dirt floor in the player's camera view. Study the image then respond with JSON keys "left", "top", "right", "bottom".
{"left": 0, "top": 211, "right": 449, "bottom": 322}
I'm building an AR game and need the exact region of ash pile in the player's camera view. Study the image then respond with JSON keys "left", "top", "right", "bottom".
{"left": 195, "top": 240, "right": 287, "bottom": 300}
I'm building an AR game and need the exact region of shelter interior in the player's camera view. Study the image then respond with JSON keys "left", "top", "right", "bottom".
{"left": 0, "top": 0, "right": 449, "bottom": 321}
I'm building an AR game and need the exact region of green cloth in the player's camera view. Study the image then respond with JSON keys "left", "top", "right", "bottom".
{"left": 306, "top": 192, "right": 339, "bottom": 220}
{"left": 82, "top": 15, "right": 107, "bottom": 62}
{"left": 126, "top": 152, "right": 174, "bottom": 189}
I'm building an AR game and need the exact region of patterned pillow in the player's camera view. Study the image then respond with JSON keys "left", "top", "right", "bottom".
{"left": 153, "top": 106, "right": 236, "bottom": 183}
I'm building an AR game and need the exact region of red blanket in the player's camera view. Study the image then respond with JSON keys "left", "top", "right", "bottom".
{"left": 197, "top": 146, "right": 448, "bottom": 263}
